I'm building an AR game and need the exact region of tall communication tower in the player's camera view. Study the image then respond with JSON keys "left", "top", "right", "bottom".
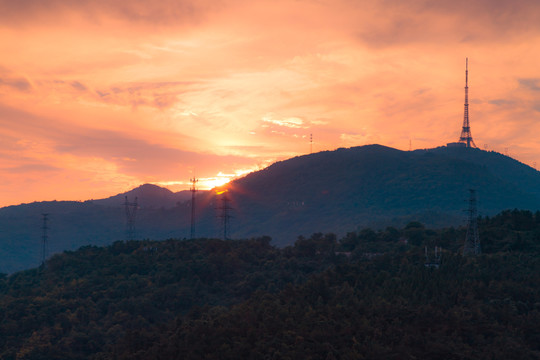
{"left": 41, "top": 213, "right": 49, "bottom": 266}
{"left": 458, "top": 58, "right": 477, "bottom": 148}
{"left": 310, "top": 133, "right": 313, "bottom": 154}
{"left": 216, "top": 191, "right": 233, "bottom": 240}
{"left": 463, "top": 189, "right": 481, "bottom": 256}
{"left": 190, "top": 177, "right": 198, "bottom": 239}
{"left": 124, "top": 196, "right": 138, "bottom": 241}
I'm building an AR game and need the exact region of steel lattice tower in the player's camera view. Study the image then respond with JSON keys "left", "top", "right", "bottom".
{"left": 463, "top": 189, "right": 481, "bottom": 256}
{"left": 41, "top": 213, "right": 49, "bottom": 266}
{"left": 458, "top": 58, "right": 477, "bottom": 148}
{"left": 216, "top": 191, "right": 233, "bottom": 240}
{"left": 124, "top": 196, "right": 138, "bottom": 241}
{"left": 190, "top": 177, "right": 198, "bottom": 239}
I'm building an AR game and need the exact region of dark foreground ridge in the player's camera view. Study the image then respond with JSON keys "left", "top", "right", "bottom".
{"left": 1, "top": 210, "right": 540, "bottom": 359}
{"left": 1, "top": 144, "right": 540, "bottom": 273}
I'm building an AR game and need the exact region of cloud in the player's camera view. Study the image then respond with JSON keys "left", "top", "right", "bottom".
{"left": 354, "top": 0, "right": 540, "bottom": 47}
{"left": 0, "top": 76, "right": 32, "bottom": 92}
{"left": 0, "top": 0, "right": 218, "bottom": 26}
{"left": 488, "top": 99, "right": 515, "bottom": 106}
{"left": 262, "top": 114, "right": 306, "bottom": 128}
{"left": 1, "top": 0, "right": 540, "bottom": 206}
{"left": 518, "top": 78, "right": 540, "bottom": 92}
{"left": 4, "top": 163, "right": 60, "bottom": 174}
{"left": 53, "top": 127, "right": 254, "bottom": 178}
{"left": 70, "top": 81, "right": 87, "bottom": 92}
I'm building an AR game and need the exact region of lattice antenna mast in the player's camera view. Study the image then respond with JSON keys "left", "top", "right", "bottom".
{"left": 190, "top": 177, "right": 198, "bottom": 239}
{"left": 458, "top": 58, "right": 477, "bottom": 148}
{"left": 463, "top": 189, "right": 481, "bottom": 256}
{"left": 310, "top": 133, "right": 313, "bottom": 154}
{"left": 124, "top": 196, "right": 138, "bottom": 241}
{"left": 41, "top": 213, "right": 49, "bottom": 266}
{"left": 216, "top": 191, "right": 233, "bottom": 240}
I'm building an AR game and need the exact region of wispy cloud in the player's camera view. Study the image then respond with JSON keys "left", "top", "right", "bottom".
{"left": 519, "top": 78, "right": 540, "bottom": 92}
{"left": 262, "top": 114, "right": 306, "bottom": 129}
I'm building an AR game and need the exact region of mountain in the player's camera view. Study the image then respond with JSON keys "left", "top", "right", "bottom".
{"left": 0, "top": 186, "right": 203, "bottom": 273}
{"left": 219, "top": 144, "right": 540, "bottom": 244}
{"left": 92, "top": 183, "right": 193, "bottom": 209}
{"left": 1, "top": 144, "right": 540, "bottom": 273}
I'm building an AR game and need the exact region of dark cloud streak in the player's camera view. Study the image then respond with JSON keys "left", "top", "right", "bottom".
{"left": 356, "top": 0, "right": 540, "bottom": 47}
{"left": 0, "top": 0, "right": 221, "bottom": 26}
{"left": 518, "top": 78, "right": 540, "bottom": 92}
{"left": 0, "top": 77, "right": 32, "bottom": 92}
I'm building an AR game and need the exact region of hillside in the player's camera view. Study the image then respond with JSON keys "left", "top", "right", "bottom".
{"left": 1, "top": 144, "right": 540, "bottom": 273}
{"left": 0, "top": 187, "right": 202, "bottom": 273}
{"left": 223, "top": 145, "right": 540, "bottom": 245}
{"left": 1, "top": 211, "right": 540, "bottom": 359}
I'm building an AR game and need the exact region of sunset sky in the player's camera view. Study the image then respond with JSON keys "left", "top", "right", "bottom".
{"left": 1, "top": 0, "right": 539, "bottom": 206}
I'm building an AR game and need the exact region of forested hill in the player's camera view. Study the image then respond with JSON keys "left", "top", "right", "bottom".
{"left": 224, "top": 145, "right": 540, "bottom": 244}
{"left": 1, "top": 210, "right": 540, "bottom": 359}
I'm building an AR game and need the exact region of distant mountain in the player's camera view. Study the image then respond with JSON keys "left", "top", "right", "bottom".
{"left": 0, "top": 185, "right": 205, "bottom": 273}
{"left": 92, "top": 183, "right": 194, "bottom": 209}
{"left": 1, "top": 144, "right": 540, "bottom": 273}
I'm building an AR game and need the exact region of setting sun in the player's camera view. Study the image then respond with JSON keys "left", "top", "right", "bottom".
{"left": 200, "top": 174, "right": 233, "bottom": 190}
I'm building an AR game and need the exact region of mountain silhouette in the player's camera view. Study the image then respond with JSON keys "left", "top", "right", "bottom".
{"left": 1, "top": 144, "right": 539, "bottom": 273}
{"left": 220, "top": 144, "right": 540, "bottom": 244}
{"left": 92, "top": 183, "right": 193, "bottom": 209}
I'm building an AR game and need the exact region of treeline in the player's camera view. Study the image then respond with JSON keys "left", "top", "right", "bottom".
{"left": 0, "top": 209, "right": 539, "bottom": 359}
{"left": 141, "top": 253, "right": 540, "bottom": 360}
{"left": 0, "top": 236, "right": 342, "bottom": 359}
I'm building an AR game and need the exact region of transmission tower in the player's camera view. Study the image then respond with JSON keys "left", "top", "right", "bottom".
{"left": 424, "top": 245, "right": 441, "bottom": 268}
{"left": 458, "top": 58, "right": 477, "bottom": 148}
{"left": 41, "top": 213, "right": 49, "bottom": 266}
{"left": 216, "top": 191, "right": 233, "bottom": 240}
{"left": 310, "top": 133, "right": 313, "bottom": 154}
{"left": 124, "top": 196, "right": 138, "bottom": 241}
{"left": 190, "top": 177, "right": 198, "bottom": 239}
{"left": 463, "top": 189, "right": 481, "bottom": 256}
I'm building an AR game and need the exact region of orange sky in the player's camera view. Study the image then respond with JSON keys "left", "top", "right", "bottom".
{"left": 0, "top": 0, "right": 539, "bottom": 206}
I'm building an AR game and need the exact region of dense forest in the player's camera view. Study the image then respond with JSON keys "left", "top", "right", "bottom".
{"left": 1, "top": 209, "right": 540, "bottom": 359}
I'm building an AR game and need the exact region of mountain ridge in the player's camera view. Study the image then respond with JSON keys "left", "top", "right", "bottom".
{"left": 1, "top": 144, "right": 540, "bottom": 273}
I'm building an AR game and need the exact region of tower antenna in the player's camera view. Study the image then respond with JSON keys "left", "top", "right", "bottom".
{"left": 41, "top": 213, "right": 49, "bottom": 266}
{"left": 124, "top": 196, "right": 138, "bottom": 241}
{"left": 190, "top": 177, "right": 198, "bottom": 239}
{"left": 458, "top": 58, "right": 477, "bottom": 148}
{"left": 310, "top": 133, "right": 313, "bottom": 154}
{"left": 463, "top": 189, "right": 481, "bottom": 256}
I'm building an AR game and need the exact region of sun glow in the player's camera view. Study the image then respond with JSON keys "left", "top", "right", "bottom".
{"left": 199, "top": 173, "right": 233, "bottom": 189}
{"left": 198, "top": 165, "right": 264, "bottom": 190}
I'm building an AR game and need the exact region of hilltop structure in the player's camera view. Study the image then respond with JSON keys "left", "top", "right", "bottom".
{"left": 448, "top": 58, "right": 477, "bottom": 148}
